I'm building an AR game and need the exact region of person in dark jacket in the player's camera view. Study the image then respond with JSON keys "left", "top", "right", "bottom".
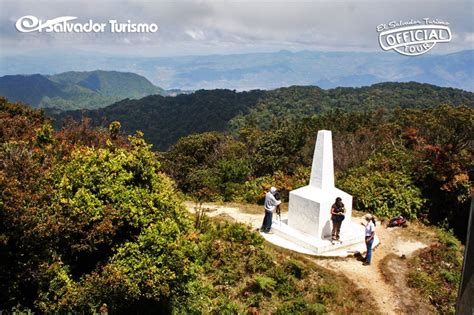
{"left": 330, "top": 197, "right": 345, "bottom": 241}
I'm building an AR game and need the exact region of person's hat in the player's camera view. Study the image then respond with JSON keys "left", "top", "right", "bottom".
{"left": 365, "top": 213, "right": 373, "bottom": 221}
{"left": 270, "top": 187, "right": 277, "bottom": 193}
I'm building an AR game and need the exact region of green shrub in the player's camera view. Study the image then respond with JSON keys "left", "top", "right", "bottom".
{"left": 211, "top": 296, "right": 240, "bottom": 314}
{"left": 7, "top": 305, "right": 35, "bottom": 315}
{"left": 196, "top": 220, "right": 272, "bottom": 288}
{"left": 35, "top": 123, "right": 55, "bottom": 147}
{"left": 437, "top": 229, "right": 461, "bottom": 250}
{"left": 254, "top": 276, "right": 276, "bottom": 296}
{"left": 246, "top": 249, "right": 274, "bottom": 273}
{"left": 243, "top": 175, "right": 273, "bottom": 203}
{"left": 339, "top": 145, "right": 427, "bottom": 219}
{"left": 274, "top": 298, "right": 307, "bottom": 315}
{"left": 440, "top": 270, "right": 460, "bottom": 284}
{"left": 268, "top": 265, "right": 298, "bottom": 298}
{"left": 19, "top": 133, "right": 196, "bottom": 313}
{"left": 242, "top": 167, "right": 310, "bottom": 203}
{"left": 307, "top": 303, "right": 327, "bottom": 315}
{"left": 316, "top": 283, "right": 338, "bottom": 305}
{"left": 284, "top": 259, "right": 308, "bottom": 279}
{"left": 245, "top": 292, "right": 264, "bottom": 307}
{"left": 171, "top": 280, "right": 214, "bottom": 315}
{"left": 340, "top": 170, "right": 425, "bottom": 219}
{"left": 275, "top": 297, "right": 327, "bottom": 315}
{"left": 408, "top": 270, "right": 437, "bottom": 295}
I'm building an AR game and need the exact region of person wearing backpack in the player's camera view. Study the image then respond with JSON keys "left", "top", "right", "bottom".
{"left": 330, "top": 197, "right": 345, "bottom": 241}
{"left": 363, "top": 213, "right": 376, "bottom": 266}
{"left": 260, "top": 186, "right": 281, "bottom": 233}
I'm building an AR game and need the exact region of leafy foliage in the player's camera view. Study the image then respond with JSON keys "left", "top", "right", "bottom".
{"left": 0, "top": 100, "right": 196, "bottom": 312}
{"left": 175, "top": 217, "right": 376, "bottom": 314}
{"left": 162, "top": 132, "right": 252, "bottom": 200}
{"left": 338, "top": 147, "right": 426, "bottom": 219}
{"left": 394, "top": 105, "right": 473, "bottom": 236}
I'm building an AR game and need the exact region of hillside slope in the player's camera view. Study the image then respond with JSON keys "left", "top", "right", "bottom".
{"left": 48, "top": 70, "right": 166, "bottom": 99}
{"left": 0, "top": 70, "right": 166, "bottom": 110}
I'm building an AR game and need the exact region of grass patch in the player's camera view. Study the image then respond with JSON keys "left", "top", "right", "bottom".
{"left": 175, "top": 214, "right": 378, "bottom": 314}
{"left": 407, "top": 229, "right": 464, "bottom": 314}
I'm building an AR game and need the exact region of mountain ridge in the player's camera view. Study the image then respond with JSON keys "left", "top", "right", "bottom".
{"left": 0, "top": 70, "right": 167, "bottom": 111}
{"left": 1, "top": 49, "right": 472, "bottom": 91}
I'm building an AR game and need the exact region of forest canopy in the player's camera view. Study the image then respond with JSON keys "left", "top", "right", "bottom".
{"left": 51, "top": 82, "right": 474, "bottom": 150}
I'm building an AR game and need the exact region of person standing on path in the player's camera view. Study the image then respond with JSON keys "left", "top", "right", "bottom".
{"left": 330, "top": 197, "right": 345, "bottom": 241}
{"left": 364, "top": 213, "right": 376, "bottom": 265}
{"left": 261, "top": 186, "right": 281, "bottom": 233}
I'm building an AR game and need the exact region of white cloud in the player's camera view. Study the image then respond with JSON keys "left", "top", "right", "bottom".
{"left": 0, "top": 0, "right": 472, "bottom": 56}
{"left": 464, "top": 32, "right": 474, "bottom": 44}
{"left": 185, "top": 29, "right": 206, "bottom": 40}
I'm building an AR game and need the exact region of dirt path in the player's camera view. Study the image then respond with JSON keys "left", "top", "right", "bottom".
{"left": 186, "top": 202, "right": 436, "bottom": 315}
{"left": 185, "top": 201, "right": 263, "bottom": 228}
{"left": 313, "top": 217, "right": 433, "bottom": 314}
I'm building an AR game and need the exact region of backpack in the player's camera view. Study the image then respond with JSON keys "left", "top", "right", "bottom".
{"left": 274, "top": 192, "right": 281, "bottom": 216}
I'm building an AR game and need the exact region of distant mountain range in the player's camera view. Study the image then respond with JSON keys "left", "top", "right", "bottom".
{"left": 50, "top": 82, "right": 474, "bottom": 150}
{"left": 0, "top": 70, "right": 166, "bottom": 110}
{"left": 1, "top": 50, "right": 472, "bottom": 91}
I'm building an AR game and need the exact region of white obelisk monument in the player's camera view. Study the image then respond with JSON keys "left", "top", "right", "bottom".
{"left": 262, "top": 129, "right": 375, "bottom": 255}
{"left": 287, "top": 130, "right": 353, "bottom": 240}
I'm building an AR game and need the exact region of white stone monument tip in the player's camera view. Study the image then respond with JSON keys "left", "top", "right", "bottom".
{"left": 309, "top": 130, "right": 334, "bottom": 190}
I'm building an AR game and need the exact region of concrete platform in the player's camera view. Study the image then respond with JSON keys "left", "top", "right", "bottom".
{"left": 261, "top": 217, "right": 380, "bottom": 257}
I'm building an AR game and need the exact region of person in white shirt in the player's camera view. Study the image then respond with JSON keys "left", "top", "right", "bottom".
{"left": 260, "top": 186, "right": 281, "bottom": 233}
{"left": 363, "top": 213, "right": 376, "bottom": 265}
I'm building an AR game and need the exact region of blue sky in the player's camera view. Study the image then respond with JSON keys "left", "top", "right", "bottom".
{"left": 0, "top": 0, "right": 473, "bottom": 57}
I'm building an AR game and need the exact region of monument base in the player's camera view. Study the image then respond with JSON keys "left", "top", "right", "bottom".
{"left": 261, "top": 216, "right": 380, "bottom": 257}
{"left": 288, "top": 185, "right": 353, "bottom": 239}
